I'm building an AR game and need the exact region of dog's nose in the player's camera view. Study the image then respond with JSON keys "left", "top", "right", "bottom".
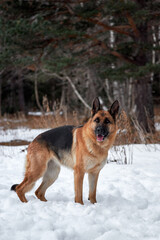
{"left": 96, "top": 126, "right": 101, "bottom": 134}
{"left": 96, "top": 126, "right": 105, "bottom": 136}
{"left": 95, "top": 126, "right": 109, "bottom": 137}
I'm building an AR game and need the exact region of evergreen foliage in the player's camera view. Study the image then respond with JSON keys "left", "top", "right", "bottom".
{"left": 0, "top": 0, "right": 160, "bottom": 131}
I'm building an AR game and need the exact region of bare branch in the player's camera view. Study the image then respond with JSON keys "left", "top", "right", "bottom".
{"left": 34, "top": 70, "right": 44, "bottom": 113}
{"left": 65, "top": 76, "right": 91, "bottom": 110}
{"left": 125, "top": 12, "right": 140, "bottom": 38}
{"left": 86, "top": 18, "right": 133, "bottom": 37}
{"left": 41, "top": 69, "right": 91, "bottom": 110}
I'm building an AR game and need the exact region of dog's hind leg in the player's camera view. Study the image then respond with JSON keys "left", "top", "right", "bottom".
{"left": 16, "top": 178, "right": 36, "bottom": 203}
{"left": 15, "top": 142, "right": 51, "bottom": 203}
{"left": 16, "top": 163, "right": 47, "bottom": 203}
{"left": 35, "top": 159, "right": 60, "bottom": 201}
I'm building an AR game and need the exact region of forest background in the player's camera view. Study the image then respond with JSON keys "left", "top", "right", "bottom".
{"left": 0, "top": 0, "right": 160, "bottom": 137}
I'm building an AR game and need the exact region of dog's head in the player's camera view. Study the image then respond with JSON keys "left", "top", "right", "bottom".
{"left": 90, "top": 97, "right": 119, "bottom": 143}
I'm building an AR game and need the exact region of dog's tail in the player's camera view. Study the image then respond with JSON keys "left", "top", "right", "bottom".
{"left": 11, "top": 156, "right": 28, "bottom": 192}
{"left": 10, "top": 184, "right": 19, "bottom": 191}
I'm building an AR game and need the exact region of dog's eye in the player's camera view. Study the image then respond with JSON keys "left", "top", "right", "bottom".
{"left": 94, "top": 117, "right": 100, "bottom": 123}
{"left": 104, "top": 118, "right": 110, "bottom": 124}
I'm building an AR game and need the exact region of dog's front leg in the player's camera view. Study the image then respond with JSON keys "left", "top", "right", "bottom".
{"left": 88, "top": 170, "right": 100, "bottom": 204}
{"left": 74, "top": 166, "right": 84, "bottom": 205}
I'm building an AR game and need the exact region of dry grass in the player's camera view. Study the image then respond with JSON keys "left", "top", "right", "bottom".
{"left": 0, "top": 111, "right": 83, "bottom": 130}
{"left": 111, "top": 108, "right": 160, "bottom": 164}
{"left": 0, "top": 105, "right": 159, "bottom": 147}
{"left": 0, "top": 104, "right": 159, "bottom": 164}
{"left": 115, "top": 109, "right": 160, "bottom": 146}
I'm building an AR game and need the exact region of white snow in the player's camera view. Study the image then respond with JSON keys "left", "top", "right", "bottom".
{"left": 0, "top": 128, "right": 48, "bottom": 142}
{"left": 0, "top": 128, "right": 160, "bottom": 240}
{"left": 28, "top": 112, "right": 54, "bottom": 116}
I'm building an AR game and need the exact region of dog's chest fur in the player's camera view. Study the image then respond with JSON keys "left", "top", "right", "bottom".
{"left": 83, "top": 139, "right": 108, "bottom": 172}
{"left": 73, "top": 128, "right": 109, "bottom": 172}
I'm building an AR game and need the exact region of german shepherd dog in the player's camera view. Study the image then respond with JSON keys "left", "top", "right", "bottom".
{"left": 11, "top": 97, "right": 119, "bottom": 204}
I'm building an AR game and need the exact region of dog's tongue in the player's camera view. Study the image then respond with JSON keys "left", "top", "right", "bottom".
{"left": 97, "top": 135, "right": 104, "bottom": 142}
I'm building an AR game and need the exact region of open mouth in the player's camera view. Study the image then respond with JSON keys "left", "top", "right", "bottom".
{"left": 96, "top": 134, "right": 105, "bottom": 142}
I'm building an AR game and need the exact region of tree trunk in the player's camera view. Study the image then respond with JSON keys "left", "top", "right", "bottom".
{"left": 87, "top": 67, "right": 97, "bottom": 103}
{"left": 10, "top": 78, "right": 16, "bottom": 113}
{"left": 0, "top": 73, "right": 2, "bottom": 117}
{"left": 133, "top": 78, "right": 154, "bottom": 132}
{"left": 34, "top": 71, "right": 44, "bottom": 113}
{"left": 18, "top": 75, "right": 25, "bottom": 112}
{"left": 132, "top": 20, "right": 155, "bottom": 133}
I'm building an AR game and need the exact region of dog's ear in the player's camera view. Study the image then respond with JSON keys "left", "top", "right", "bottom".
{"left": 109, "top": 100, "right": 119, "bottom": 121}
{"left": 92, "top": 97, "right": 101, "bottom": 116}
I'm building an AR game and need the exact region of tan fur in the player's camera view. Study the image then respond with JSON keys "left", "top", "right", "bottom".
{"left": 73, "top": 111, "right": 117, "bottom": 204}
{"left": 14, "top": 109, "right": 118, "bottom": 204}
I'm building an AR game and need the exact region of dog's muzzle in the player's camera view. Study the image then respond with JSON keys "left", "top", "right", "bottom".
{"left": 95, "top": 126, "right": 109, "bottom": 142}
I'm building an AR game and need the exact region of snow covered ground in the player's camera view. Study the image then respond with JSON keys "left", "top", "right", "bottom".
{"left": 0, "top": 128, "right": 48, "bottom": 143}
{"left": 0, "top": 128, "right": 160, "bottom": 240}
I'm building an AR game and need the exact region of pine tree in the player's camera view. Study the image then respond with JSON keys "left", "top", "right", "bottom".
{"left": 0, "top": 0, "right": 160, "bottom": 132}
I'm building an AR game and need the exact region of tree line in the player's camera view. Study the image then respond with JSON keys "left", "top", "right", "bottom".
{"left": 0, "top": 0, "right": 160, "bottom": 133}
